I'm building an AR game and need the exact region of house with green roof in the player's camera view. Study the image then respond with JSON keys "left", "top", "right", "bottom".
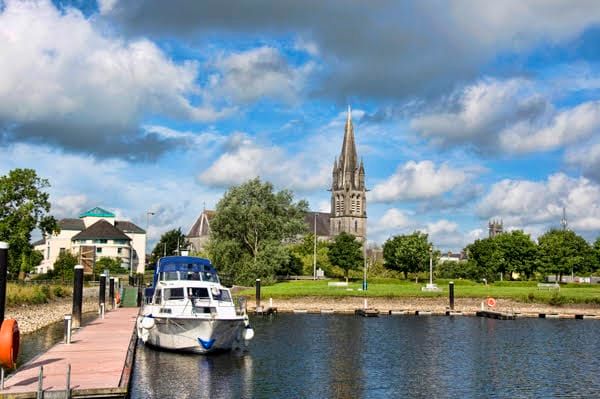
{"left": 33, "top": 207, "right": 146, "bottom": 275}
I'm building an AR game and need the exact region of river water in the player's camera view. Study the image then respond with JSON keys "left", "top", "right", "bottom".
{"left": 129, "top": 314, "right": 600, "bottom": 399}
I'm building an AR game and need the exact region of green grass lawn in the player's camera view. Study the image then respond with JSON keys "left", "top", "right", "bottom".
{"left": 238, "top": 278, "right": 600, "bottom": 305}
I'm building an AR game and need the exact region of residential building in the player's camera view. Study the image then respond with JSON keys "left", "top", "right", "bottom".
{"left": 33, "top": 207, "right": 146, "bottom": 274}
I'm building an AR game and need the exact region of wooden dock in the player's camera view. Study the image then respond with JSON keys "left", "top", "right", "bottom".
{"left": 355, "top": 308, "right": 379, "bottom": 317}
{"left": 0, "top": 307, "right": 139, "bottom": 398}
{"left": 476, "top": 310, "right": 516, "bottom": 320}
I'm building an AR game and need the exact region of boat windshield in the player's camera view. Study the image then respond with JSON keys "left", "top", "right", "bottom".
{"left": 188, "top": 287, "right": 210, "bottom": 299}
{"left": 159, "top": 270, "right": 218, "bottom": 282}
{"left": 212, "top": 289, "right": 232, "bottom": 303}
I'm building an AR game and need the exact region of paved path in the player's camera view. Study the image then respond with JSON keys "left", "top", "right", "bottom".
{"left": 0, "top": 307, "right": 138, "bottom": 398}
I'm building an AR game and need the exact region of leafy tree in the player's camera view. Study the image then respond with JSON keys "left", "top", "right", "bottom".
{"left": 0, "top": 168, "right": 58, "bottom": 277}
{"left": 383, "top": 232, "right": 431, "bottom": 279}
{"left": 51, "top": 251, "right": 78, "bottom": 283}
{"left": 328, "top": 232, "right": 364, "bottom": 281}
{"left": 593, "top": 237, "right": 600, "bottom": 272}
{"left": 94, "top": 257, "right": 127, "bottom": 278}
{"left": 207, "top": 178, "right": 308, "bottom": 285}
{"left": 494, "top": 230, "right": 538, "bottom": 279}
{"left": 289, "top": 233, "right": 332, "bottom": 276}
{"left": 538, "top": 229, "right": 595, "bottom": 280}
{"left": 150, "top": 228, "right": 189, "bottom": 265}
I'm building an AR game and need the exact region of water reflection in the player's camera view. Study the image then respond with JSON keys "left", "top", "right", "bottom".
{"left": 129, "top": 315, "right": 600, "bottom": 399}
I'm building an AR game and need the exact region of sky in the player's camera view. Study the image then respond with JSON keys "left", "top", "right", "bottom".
{"left": 2, "top": 0, "right": 600, "bottom": 251}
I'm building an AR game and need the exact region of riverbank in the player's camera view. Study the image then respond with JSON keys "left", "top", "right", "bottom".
{"left": 5, "top": 288, "right": 99, "bottom": 334}
{"left": 248, "top": 296, "right": 600, "bottom": 316}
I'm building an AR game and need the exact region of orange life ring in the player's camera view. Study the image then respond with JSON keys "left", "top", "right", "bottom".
{"left": 116, "top": 291, "right": 121, "bottom": 305}
{"left": 0, "top": 319, "right": 20, "bottom": 369}
{"left": 487, "top": 297, "right": 496, "bottom": 308}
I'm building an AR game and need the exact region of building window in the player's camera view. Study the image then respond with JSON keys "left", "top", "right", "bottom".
{"left": 117, "top": 248, "right": 122, "bottom": 255}
{"left": 114, "top": 239, "right": 127, "bottom": 245}
{"left": 94, "top": 239, "right": 108, "bottom": 244}
{"left": 59, "top": 248, "right": 66, "bottom": 255}
{"left": 338, "top": 221, "right": 341, "bottom": 231}
{"left": 355, "top": 220, "right": 358, "bottom": 232}
{"left": 96, "top": 247, "right": 102, "bottom": 254}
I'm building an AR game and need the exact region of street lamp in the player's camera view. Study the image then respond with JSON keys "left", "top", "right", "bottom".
{"left": 313, "top": 213, "right": 317, "bottom": 280}
{"left": 429, "top": 244, "right": 433, "bottom": 286}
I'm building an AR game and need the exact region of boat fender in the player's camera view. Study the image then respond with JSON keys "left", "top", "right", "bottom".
{"left": 141, "top": 317, "right": 155, "bottom": 329}
{"left": 0, "top": 319, "right": 20, "bottom": 369}
{"left": 243, "top": 326, "right": 254, "bottom": 341}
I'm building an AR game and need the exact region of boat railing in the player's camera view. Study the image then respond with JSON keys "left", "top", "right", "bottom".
{"left": 236, "top": 297, "right": 248, "bottom": 316}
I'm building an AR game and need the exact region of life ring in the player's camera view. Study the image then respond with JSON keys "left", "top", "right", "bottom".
{"left": 0, "top": 319, "right": 20, "bottom": 369}
{"left": 116, "top": 291, "right": 121, "bottom": 305}
{"left": 487, "top": 297, "right": 496, "bottom": 308}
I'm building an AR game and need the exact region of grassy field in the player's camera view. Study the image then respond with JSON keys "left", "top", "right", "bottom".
{"left": 238, "top": 278, "right": 600, "bottom": 305}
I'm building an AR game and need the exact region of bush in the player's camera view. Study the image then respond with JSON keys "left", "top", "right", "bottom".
{"left": 548, "top": 292, "right": 569, "bottom": 306}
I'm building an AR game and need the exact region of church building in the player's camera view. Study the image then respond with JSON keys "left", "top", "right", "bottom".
{"left": 329, "top": 106, "right": 367, "bottom": 241}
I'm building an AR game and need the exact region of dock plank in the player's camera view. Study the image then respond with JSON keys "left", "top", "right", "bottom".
{"left": 0, "top": 307, "right": 138, "bottom": 398}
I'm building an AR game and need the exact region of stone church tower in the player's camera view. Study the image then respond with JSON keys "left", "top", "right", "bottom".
{"left": 330, "top": 106, "right": 367, "bottom": 241}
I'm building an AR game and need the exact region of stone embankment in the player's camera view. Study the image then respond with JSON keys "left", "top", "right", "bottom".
{"left": 250, "top": 297, "right": 600, "bottom": 317}
{"left": 4, "top": 288, "right": 100, "bottom": 334}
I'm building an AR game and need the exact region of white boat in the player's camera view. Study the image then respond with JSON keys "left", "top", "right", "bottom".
{"left": 136, "top": 256, "right": 254, "bottom": 353}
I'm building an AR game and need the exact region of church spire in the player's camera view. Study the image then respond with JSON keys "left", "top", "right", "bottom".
{"left": 340, "top": 105, "right": 358, "bottom": 185}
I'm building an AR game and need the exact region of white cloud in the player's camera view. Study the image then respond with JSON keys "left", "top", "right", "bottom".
{"left": 477, "top": 173, "right": 600, "bottom": 234}
{"left": 0, "top": 0, "right": 229, "bottom": 156}
{"left": 565, "top": 142, "right": 600, "bottom": 182}
{"left": 208, "top": 46, "right": 315, "bottom": 104}
{"left": 500, "top": 101, "right": 600, "bottom": 153}
{"left": 198, "top": 133, "right": 330, "bottom": 191}
{"left": 369, "top": 160, "right": 470, "bottom": 203}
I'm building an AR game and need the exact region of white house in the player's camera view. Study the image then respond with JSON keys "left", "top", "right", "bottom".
{"left": 33, "top": 207, "right": 146, "bottom": 274}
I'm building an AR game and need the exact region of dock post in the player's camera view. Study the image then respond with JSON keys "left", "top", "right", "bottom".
{"left": 136, "top": 276, "right": 143, "bottom": 307}
{"left": 65, "top": 363, "right": 71, "bottom": 399}
{"left": 255, "top": 279, "right": 261, "bottom": 311}
{"left": 36, "top": 366, "right": 43, "bottom": 399}
{"left": 99, "top": 274, "right": 106, "bottom": 313}
{"left": 72, "top": 265, "right": 84, "bottom": 328}
{"left": 449, "top": 281, "right": 455, "bottom": 310}
{"left": 0, "top": 242, "right": 8, "bottom": 324}
{"left": 109, "top": 277, "right": 115, "bottom": 310}
{"left": 1, "top": 367, "right": 4, "bottom": 390}
{"left": 64, "top": 315, "right": 72, "bottom": 344}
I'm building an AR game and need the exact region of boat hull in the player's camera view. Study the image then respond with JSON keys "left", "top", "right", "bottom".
{"left": 138, "top": 316, "right": 247, "bottom": 354}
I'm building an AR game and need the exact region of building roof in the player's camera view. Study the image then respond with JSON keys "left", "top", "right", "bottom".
{"left": 305, "top": 212, "right": 331, "bottom": 237}
{"left": 72, "top": 219, "right": 131, "bottom": 241}
{"left": 188, "top": 210, "right": 216, "bottom": 237}
{"left": 59, "top": 218, "right": 85, "bottom": 231}
{"left": 79, "top": 207, "right": 115, "bottom": 218}
{"left": 32, "top": 238, "right": 46, "bottom": 246}
{"left": 115, "top": 221, "right": 145, "bottom": 234}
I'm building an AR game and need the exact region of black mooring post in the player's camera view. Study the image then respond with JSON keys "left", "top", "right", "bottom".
{"left": 255, "top": 279, "right": 261, "bottom": 310}
{"left": 449, "top": 281, "right": 455, "bottom": 310}
{"left": 72, "top": 265, "right": 84, "bottom": 328}
{"left": 136, "top": 275, "right": 143, "bottom": 307}
{"left": 99, "top": 274, "right": 106, "bottom": 311}
{"left": 109, "top": 277, "right": 115, "bottom": 310}
{"left": 0, "top": 242, "right": 8, "bottom": 324}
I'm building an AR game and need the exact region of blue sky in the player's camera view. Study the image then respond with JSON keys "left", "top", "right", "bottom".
{"left": 2, "top": 0, "right": 600, "bottom": 251}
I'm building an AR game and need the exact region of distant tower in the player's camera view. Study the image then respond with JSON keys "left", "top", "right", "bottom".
{"left": 488, "top": 219, "right": 503, "bottom": 238}
{"left": 560, "top": 207, "right": 568, "bottom": 231}
{"left": 330, "top": 106, "right": 367, "bottom": 241}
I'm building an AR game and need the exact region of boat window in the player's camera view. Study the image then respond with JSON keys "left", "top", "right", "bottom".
{"left": 154, "top": 289, "right": 162, "bottom": 305}
{"left": 160, "top": 272, "right": 179, "bottom": 281}
{"left": 201, "top": 271, "right": 217, "bottom": 282}
{"left": 184, "top": 271, "right": 200, "bottom": 280}
{"left": 165, "top": 288, "right": 185, "bottom": 300}
{"left": 188, "top": 287, "right": 210, "bottom": 299}
{"left": 213, "top": 289, "right": 232, "bottom": 302}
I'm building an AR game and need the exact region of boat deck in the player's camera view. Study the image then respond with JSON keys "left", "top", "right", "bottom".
{"left": 0, "top": 307, "right": 139, "bottom": 398}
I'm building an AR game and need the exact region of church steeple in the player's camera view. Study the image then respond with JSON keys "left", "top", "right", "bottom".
{"left": 330, "top": 105, "right": 367, "bottom": 241}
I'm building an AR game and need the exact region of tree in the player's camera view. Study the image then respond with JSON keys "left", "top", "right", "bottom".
{"left": 0, "top": 168, "right": 58, "bottom": 278}
{"left": 52, "top": 251, "right": 78, "bottom": 283}
{"left": 494, "top": 230, "right": 538, "bottom": 279}
{"left": 593, "top": 237, "right": 600, "bottom": 272}
{"left": 207, "top": 178, "right": 308, "bottom": 285}
{"left": 150, "top": 228, "right": 189, "bottom": 265}
{"left": 538, "top": 229, "right": 595, "bottom": 280}
{"left": 464, "top": 237, "right": 503, "bottom": 281}
{"left": 328, "top": 232, "right": 364, "bottom": 281}
{"left": 383, "top": 232, "right": 431, "bottom": 279}
{"left": 289, "top": 233, "right": 332, "bottom": 276}
{"left": 94, "top": 257, "right": 127, "bottom": 278}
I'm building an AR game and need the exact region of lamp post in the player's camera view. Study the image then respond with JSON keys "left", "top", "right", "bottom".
{"left": 142, "top": 211, "right": 155, "bottom": 276}
{"left": 429, "top": 244, "right": 433, "bottom": 286}
{"left": 313, "top": 213, "right": 317, "bottom": 280}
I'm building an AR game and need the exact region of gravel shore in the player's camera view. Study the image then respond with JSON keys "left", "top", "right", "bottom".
{"left": 4, "top": 288, "right": 100, "bottom": 335}
{"left": 250, "top": 297, "right": 600, "bottom": 316}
